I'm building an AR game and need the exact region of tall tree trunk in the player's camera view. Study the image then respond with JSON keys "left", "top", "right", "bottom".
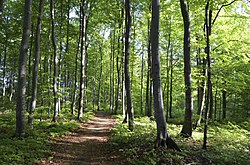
{"left": 146, "top": 13, "right": 152, "bottom": 117}
{"left": 165, "top": 33, "right": 171, "bottom": 121}
{"left": 47, "top": 32, "right": 53, "bottom": 118}
{"left": 112, "top": 29, "right": 115, "bottom": 113}
{"left": 115, "top": 7, "right": 123, "bottom": 114}
{"left": 50, "top": 0, "right": 59, "bottom": 122}
{"left": 121, "top": 6, "right": 125, "bottom": 118}
{"left": 109, "top": 29, "right": 115, "bottom": 113}
{"left": 180, "top": 0, "right": 193, "bottom": 137}
{"left": 27, "top": 23, "right": 34, "bottom": 113}
{"left": 58, "top": 0, "right": 64, "bottom": 113}
{"left": 2, "top": 17, "right": 8, "bottom": 98}
{"left": 71, "top": 6, "right": 82, "bottom": 115}
{"left": 151, "top": 0, "right": 168, "bottom": 146}
{"left": 124, "top": 0, "right": 134, "bottom": 131}
{"left": 97, "top": 45, "right": 103, "bottom": 111}
{"left": 109, "top": 34, "right": 112, "bottom": 112}
{"left": 78, "top": 0, "right": 86, "bottom": 120}
{"left": 196, "top": 58, "right": 207, "bottom": 126}
{"left": 16, "top": 0, "right": 32, "bottom": 137}
{"left": 140, "top": 52, "right": 144, "bottom": 114}
{"left": 169, "top": 47, "right": 173, "bottom": 119}
{"left": 203, "top": 2, "right": 212, "bottom": 150}
{"left": 28, "top": 0, "right": 44, "bottom": 127}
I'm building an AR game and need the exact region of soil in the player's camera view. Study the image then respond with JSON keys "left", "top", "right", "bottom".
{"left": 40, "top": 112, "right": 127, "bottom": 165}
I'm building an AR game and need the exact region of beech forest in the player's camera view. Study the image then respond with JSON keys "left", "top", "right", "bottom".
{"left": 0, "top": 0, "right": 250, "bottom": 164}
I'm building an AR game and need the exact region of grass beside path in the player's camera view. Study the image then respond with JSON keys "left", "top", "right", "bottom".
{"left": 0, "top": 111, "right": 93, "bottom": 165}
{"left": 111, "top": 115, "right": 250, "bottom": 165}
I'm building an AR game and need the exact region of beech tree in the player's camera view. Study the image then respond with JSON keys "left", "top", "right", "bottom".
{"left": 180, "top": 0, "right": 193, "bottom": 137}
{"left": 16, "top": 0, "right": 32, "bottom": 137}
{"left": 124, "top": 0, "right": 134, "bottom": 131}
{"left": 78, "top": 0, "right": 87, "bottom": 120}
{"left": 50, "top": 0, "right": 59, "bottom": 122}
{"left": 28, "top": 0, "right": 44, "bottom": 128}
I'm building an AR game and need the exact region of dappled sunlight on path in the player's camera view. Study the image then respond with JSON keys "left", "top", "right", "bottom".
{"left": 40, "top": 112, "right": 126, "bottom": 165}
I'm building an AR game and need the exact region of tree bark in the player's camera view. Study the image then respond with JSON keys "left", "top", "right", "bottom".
{"left": 151, "top": 0, "right": 168, "bottom": 146}
{"left": 124, "top": 0, "right": 134, "bottom": 131}
{"left": 28, "top": 0, "right": 44, "bottom": 127}
{"left": 78, "top": 0, "right": 86, "bottom": 120}
{"left": 109, "top": 30, "right": 114, "bottom": 113}
{"left": 196, "top": 58, "right": 207, "bottom": 126}
{"left": 115, "top": 7, "right": 123, "bottom": 114}
{"left": 2, "top": 17, "right": 8, "bottom": 98}
{"left": 16, "top": 0, "right": 32, "bottom": 137}
{"left": 71, "top": 6, "right": 82, "bottom": 115}
{"left": 50, "top": 0, "right": 59, "bottom": 122}
{"left": 169, "top": 47, "right": 173, "bottom": 119}
{"left": 146, "top": 12, "right": 152, "bottom": 117}
{"left": 180, "top": 0, "right": 193, "bottom": 137}
{"left": 97, "top": 45, "right": 103, "bottom": 111}
{"left": 27, "top": 23, "right": 34, "bottom": 113}
{"left": 140, "top": 52, "right": 144, "bottom": 114}
{"left": 165, "top": 31, "right": 171, "bottom": 121}
{"left": 203, "top": 2, "right": 212, "bottom": 150}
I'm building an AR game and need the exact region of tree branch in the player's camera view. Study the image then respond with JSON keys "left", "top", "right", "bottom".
{"left": 212, "top": 0, "right": 238, "bottom": 26}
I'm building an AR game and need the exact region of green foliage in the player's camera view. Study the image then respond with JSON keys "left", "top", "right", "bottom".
{"left": 111, "top": 115, "right": 250, "bottom": 165}
{"left": 0, "top": 111, "right": 93, "bottom": 165}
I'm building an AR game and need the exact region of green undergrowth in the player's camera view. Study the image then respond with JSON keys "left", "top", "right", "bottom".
{"left": 0, "top": 111, "right": 94, "bottom": 165}
{"left": 111, "top": 115, "right": 250, "bottom": 165}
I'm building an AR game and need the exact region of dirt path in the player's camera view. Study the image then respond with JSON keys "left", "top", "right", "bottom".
{"left": 40, "top": 112, "right": 126, "bottom": 165}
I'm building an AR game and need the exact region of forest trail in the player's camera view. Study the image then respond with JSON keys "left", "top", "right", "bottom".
{"left": 40, "top": 112, "right": 126, "bottom": 165}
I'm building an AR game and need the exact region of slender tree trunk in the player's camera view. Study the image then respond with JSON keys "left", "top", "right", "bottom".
{"left": 140, "top": 52, "right": 144, "bottom": 114}
{"left": 27, "top": 24, "right": 34, "bottom": 112}
{"left": 180, "top": 0, "right": 193, "bottom": 137}
{"left": 47, "top": 33, "right": 53, "bottom": 118}
{"left": 50, "top": 0, "right": 59, "bottom": 122}
{"left": 28, "top": 0, "right": 44, "bottom": 127}
{"left": 115, "top": 8, "right": 123, "bottom": 114}
{"left": 196, "top": 58, "right": 206, "bottom": 126}
{"left": 2, "top": 17, "right": 8, "bottom": 98}
{"left": 58, "top": 0, "right": 64, "bottom": 113}
{"left": 71, "top": 7, "right": 82, "bottom": 115}
{"left": 112, "top": 29, "right": 115, "bottom": 113}
{"left": 109, "top": 31, "right": 113, "bottom": 113}
{"left": 124, "top": 0, "right": 134, "bottom": 131}
{"left": 92, "top": 55, "right": 98, "bottom": 110}
{"left": 146, "top": 14, "right": 152, "bottom": 117}
{"left": 97, "top": 45, "right": 103, "bottom": 111}
{"left": 65, "top": 0, "right": 70, "bottom": 103}
{"left": 169, "top": 48, "right": 173, "bottom": 119}
{"left": 151, "top": 0, "right": 168, "bottom": 146}
{"left": 121, "top": 6, "right": 125, "bottom": 118}
{"left": 78, "top": 0, "right": 86, "bottom": 120}
{"left": 16, "top": 0, "right": 32, "bottom": 137}
{"left": 203, "top": 2, "right": 212, "bottom": 149}
{"left": 165, "top": 34, "right": 171, "bottom": 121}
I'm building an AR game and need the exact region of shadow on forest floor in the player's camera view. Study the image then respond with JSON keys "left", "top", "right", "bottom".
{"left": 40, "top": 111, "right": 127, "bottom": 165}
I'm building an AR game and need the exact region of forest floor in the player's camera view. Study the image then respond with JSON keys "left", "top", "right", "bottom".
{"left": 40, "top": 111, "right": 127, "bottom": 165}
